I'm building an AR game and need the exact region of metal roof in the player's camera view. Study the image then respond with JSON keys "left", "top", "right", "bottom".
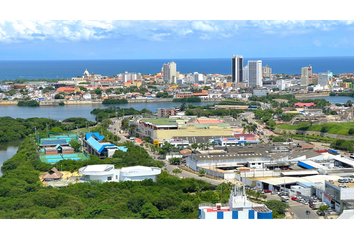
{"left": 334, "top": 156, "right": 354, "bottom": 167}
{"left": 281, "top": 170, "right": 319, "bottom": 176}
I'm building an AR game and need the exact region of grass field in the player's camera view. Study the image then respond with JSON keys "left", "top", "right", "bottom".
{"left": 277, "top": 122, "right": 354, "bottom": 135}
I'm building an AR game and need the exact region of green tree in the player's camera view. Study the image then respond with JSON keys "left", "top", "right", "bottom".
{"left": 54, "top": 94, "right": 64, "bottom": 99}
{"left": 199, "top": 169, "right": 206, "bottom": 176}
{"left": 94, "top": 88, "right": 103, "bottom": 95}
{"left": 140, "top": 202, "right": 160, "bottom": 219}
{"left": 191, "top": 143, "right": 199, "bottom": 151}
{"left": 51, "top": 127, "right": 63, "bottom": 133}
{"left": 265, "top": 200, "right": 288, "bottom": 215}
{"left": 266, "top": 120, "right": 276, "bottom": 131}
{"left": 69, "top": 139, "right": 81, "bottom": 152}
{"left": 349, "top": 128, "right": 354, "bottom": 135}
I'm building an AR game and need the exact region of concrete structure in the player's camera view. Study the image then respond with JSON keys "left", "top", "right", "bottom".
{"left": 199, "top": 184, "right": 272, "bottom": 219}
{"left": 186, "top": 145, "right": 272, "bottom": 173}
{"left": 301, "top": 65, "right": 312, "bottom": 86}
{"left": 262, "top": 65, "right": 272, "bottom": 78}
{"left": 248, "top": 60, "right": 262, "bottom": 87}
{"left": 194, "top": 72, "right": 204, "bottom": 84}
{"left": 318, "top": 71, "right": 333, "bottom": 87}
{"left": 277, "top": 79, "right": 294, "bottom": 90}
{"left": 163, "top": 61, "right": 177, "bottom": 84}
{"left": 232, "top": 55, "right": 243, "bottom": 84}
{"left": 135, "top": 118, "right": 233, "bottom": 144}
{"left": 157, "top": 107, "right": 179, "bottom": 118}
{"left": 79, "top": 164, "right": 161, "bottom": 183}
{"left": 253, "top": 88, "right": 267, "bottom": 96}
{"left": 243, "top": 65, "right": 248, "bottom": 82}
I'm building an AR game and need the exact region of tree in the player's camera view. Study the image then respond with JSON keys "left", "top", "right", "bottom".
{"left": 140, "top": 202, "right": 160, "bottom": 219}
{"left": 54, "top": 94, "right": 64, "bottom": 99}
{"left": 94, "top": 88, "right": 103, "bottom": 95}
{"left": 266, "top": 120, "right": 276, "bottom": 131}
{"left": 172, "top": 168, "right": 182, "bottom": 175}
{"left": 318, "top": 205, "right": 329, "bottom": 215}
{"left": 191, "top": 143, "right": 199, "bottom": 151}
{"left": 265, "top": 200, "right": 288, "bottom": 215}
{"left": 69, "top": 139, "right": 81, "bottom": 152}
{"left": 51, "top": 127, "right": 63, "bottom": 133}
{"left": 349, "top": 128, "right": 354, "bottom": 135}
{"left": 199, "top": 169, "right": 206, "bottom": 176}
{"left": 59, "top": 101, "right": 65, "bottom": 106}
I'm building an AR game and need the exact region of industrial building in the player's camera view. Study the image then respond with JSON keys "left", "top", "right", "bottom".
{"left": 186, "top": 145, "right": 272, "bottom": 173}
{"left": 78, "top": 164, "right": 161, "bottom": 183}
{"left": 135, "top": 117, "right": 233, "bottom": 145}
{"left": 199, "top": 184, "right": 272, "bottom": 219}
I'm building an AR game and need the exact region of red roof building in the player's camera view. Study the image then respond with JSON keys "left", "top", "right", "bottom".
{"left": 294, "top": 102, "right": 316, "bottom": 108}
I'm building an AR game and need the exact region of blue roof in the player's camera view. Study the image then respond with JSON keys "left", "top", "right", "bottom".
{"left": 298, "top": 161, "right": 316, "bottom": 169}
{"left": 117, "top": 146, "right": 128, "bottom": 152}
{"left": 85, "top": 132, "right": 105, "bottom": 141}
{"left": 87, "top": 136, "right": 115, "bottom": 153}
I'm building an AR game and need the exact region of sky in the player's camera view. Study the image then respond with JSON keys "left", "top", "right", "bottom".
{"left": 0, "top": 1, "right": 353, "bottom": 60}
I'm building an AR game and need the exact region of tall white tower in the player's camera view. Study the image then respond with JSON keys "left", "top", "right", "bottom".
{"left": 248, "top": 60, "right": 262, "bottom": 87}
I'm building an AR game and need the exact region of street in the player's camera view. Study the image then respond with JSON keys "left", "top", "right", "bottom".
{"left": 265, "top": 193, "right": 319, "bottom": 219}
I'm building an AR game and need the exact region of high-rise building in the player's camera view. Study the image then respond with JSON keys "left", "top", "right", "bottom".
{"left": 300, "top": 65, "right": 312, "bottom": 86}
{"left": 318, "top": 71, "right": 333, "bottom": 87}
{"left": 248, "top": 60, "right": 262, "bottom": 87}
{"left": 262, "top": 65, "right": 272, "bottom": 78}
{"left": 163, "top": 61, "right": 177, "bottom": 84}
{"left": 243, "top": 65, "right": 249, "bottom": 82}
{"left": 232, "top": 55, "right": 243, "bottom": 83}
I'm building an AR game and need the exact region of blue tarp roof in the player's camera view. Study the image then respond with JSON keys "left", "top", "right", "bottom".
{"left": 117, "top": 146, "right": 128, "bottom": 152}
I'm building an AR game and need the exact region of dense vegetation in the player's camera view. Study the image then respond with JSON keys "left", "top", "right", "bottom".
{"left": 102, "top": 99, "right": 128, "bottom": 104}
{"left": 330, "top": 139, "right": 354, "bottom": 152}
{"left": 0, "top": 117, "right": 61, "bottom": 143}
{"left": 91, "top": 106, "right": 151, "bottom": 122}
{"left": 172, "top": 97, "right": 201, "bottom": 103}
{"left": 0, "top": 133, "right": 227, "bottom": 219}
{"left": 17, "top": 100, "right": 39, "bottom": 107}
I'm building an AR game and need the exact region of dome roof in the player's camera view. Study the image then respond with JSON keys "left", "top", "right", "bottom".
{"left": 84, "top": 69, "right": 89, "bottom": 75}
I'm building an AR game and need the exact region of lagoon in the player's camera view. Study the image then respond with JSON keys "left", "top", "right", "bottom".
{"left": 0, "top": 101, "right": 218, "bottom": 121}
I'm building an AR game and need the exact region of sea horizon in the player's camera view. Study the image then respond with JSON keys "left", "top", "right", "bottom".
{"left": 1, "top": 56, "right": 354, "bottom": 81}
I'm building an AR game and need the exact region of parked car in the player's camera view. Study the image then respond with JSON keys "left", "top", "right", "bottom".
{"left": 265, "top": 190, "right": 272, "bottom": 193}
{"left": 291, "top": 196, "right": 298, "bottom": 201}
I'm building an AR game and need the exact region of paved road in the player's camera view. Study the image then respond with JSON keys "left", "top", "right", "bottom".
{"left": 265, "top": 193, "right": 319, "bottom": 219}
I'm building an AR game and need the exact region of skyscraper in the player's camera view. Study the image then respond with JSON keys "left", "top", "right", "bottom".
{"left": 163, "top": 61, "right": 177, "bottom": 84}
{"left": 232, "top": 55, "right": 243, "bottom": 83}
{"left": 262, "top": 65, "right": 272, "bottom": 78}
{"left": 248, "top": 60, "right": 262, "bottom": 87}
{"left": 300, "top": 65, "right": 312, "bottom": 86}
{"left": 243, "top": 65, "right": 249, "bottom": 82}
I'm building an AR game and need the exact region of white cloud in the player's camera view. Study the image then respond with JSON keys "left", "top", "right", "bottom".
{"left": 0, "top": 20, "right": 349, "bottom": 43}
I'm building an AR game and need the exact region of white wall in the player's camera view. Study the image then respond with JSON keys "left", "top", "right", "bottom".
{"left": 238, "top": 210, "right": 248, "bottom": 219}
{"left": 340, "top": 188, "right": 354, "bottom": 200}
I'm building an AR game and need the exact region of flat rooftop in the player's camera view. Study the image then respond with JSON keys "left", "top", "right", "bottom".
{"left": 331, "top": 181, "right": 354, "bottom": 188}
{"left": 140, "top": 118, "right": 181, "bottom": 126}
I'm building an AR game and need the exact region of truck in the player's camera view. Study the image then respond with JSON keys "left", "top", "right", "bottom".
{"left": 281, "top": 196, "right": 289, "bottom": 203}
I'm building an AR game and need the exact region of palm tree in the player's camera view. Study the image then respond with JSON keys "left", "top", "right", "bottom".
{"left": 198, "top": 143, "right": 205, "bottom": 150}
{"left": 211, "top": 141, "right": 217, "bottom": 149}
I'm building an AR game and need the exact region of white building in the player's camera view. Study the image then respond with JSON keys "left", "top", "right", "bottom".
{"left": 277, "top": 79, "right": 294, "bottom": 91}
{"left": 79, "top": 164, "right": 161, "bottom": 183}
{"left": 194, "top": 72, "right": 204, "bottom": 84}
{"left": 248, "top": 60, "right": 262, "bottom": 87}
{"left": 199, "top": 184, "right": 272, "bottom": 219}
{"left": 163, "top": 61, "right": 177, "bottom": 84}
{"left": 243, "top": 65, "right": 249, "bottom": 82}
{"left": 318, "top": 71, "right": 333, "bottom": 87}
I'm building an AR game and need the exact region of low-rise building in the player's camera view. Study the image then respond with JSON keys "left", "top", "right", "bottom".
{"left": 78, "top": 164, "right": 161, "bottom": 183}
{"left": 199, "top": 184, "right": 272, "bottom": 219}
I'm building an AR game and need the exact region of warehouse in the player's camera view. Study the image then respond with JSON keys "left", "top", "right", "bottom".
{"left": 186, "top": 145, "right": 271, "bottom": 172}
{"left": 333, "top": 156, "right": 354, "bottom": 168}
{"left": 298, "top": 160, "right": 329, "bottom": 170}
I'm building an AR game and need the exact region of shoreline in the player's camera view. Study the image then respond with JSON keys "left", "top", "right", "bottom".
{"left": 0, "top": 98, "right": 222, "bottom": 106}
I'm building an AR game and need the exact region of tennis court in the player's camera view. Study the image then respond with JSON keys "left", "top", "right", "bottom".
{"left": 39, "top": 153, "right": 89, "bottom": 164}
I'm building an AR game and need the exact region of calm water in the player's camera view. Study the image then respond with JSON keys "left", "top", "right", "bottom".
{"left": 311, "top": 96, "right": 354, "bottom": 104}
{"left": 0, "top": 140, "right": 21, "bottom": 177}
{"left": 0, "top": 101, "right": 218, "bottom": 121}
{"left": 1, "top": 57, "right": 354, "bottom": 81}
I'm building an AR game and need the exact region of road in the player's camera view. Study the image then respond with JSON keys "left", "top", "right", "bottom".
{"left": 107, "top": 117, "right": 230, "bottom": 186}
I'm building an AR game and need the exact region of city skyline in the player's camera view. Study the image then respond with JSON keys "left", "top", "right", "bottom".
{"left": 0, "top": 20, "right": 354, "bottom": 60}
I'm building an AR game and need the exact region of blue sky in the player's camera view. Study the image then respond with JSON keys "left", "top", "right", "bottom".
{"left": 0, "top": 20, "right": 353, "bottom": 60}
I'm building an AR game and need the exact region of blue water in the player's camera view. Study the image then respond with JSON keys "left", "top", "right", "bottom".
{"left": 1, "top": 57, "right": 354, "bottom": 81}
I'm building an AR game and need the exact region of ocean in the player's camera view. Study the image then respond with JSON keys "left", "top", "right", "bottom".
{"left": 1, "top": 56, "right": 354, "bottom": 81}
